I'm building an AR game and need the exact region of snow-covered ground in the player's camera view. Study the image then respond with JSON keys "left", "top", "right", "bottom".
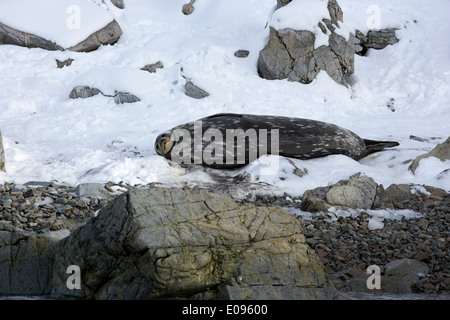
{"left": 0, "top": 0, "right": 449, "bottom": 198}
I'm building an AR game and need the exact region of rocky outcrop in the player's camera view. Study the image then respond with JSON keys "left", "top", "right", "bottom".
{"left": 0, "top": 223, "right": 69, "bottom": 295}
{"left": 0, "top": 21, "right": 63, "bottom": 51}
{"left": 355, "top": 28, "right": 399, "bottom": 56}
{"left": 301, "top": 173, "right": 378, "bottom": 212}
{"left": 258, "top": 0, "right": 359, "bottom": 85}
{"left": 0, "top": 20, "right": 122, "bottom": 52}
{"left": 0, "top": 187, "right": 340, "bottom": 300}
{"left": 409, "top": 137, "right": 450, "bottom": 174}
{"left": 301, "top": 172, "right": 448, "bottom": 212}
{"left": 0, "top": 130, "right": 5, "bottom": 172}
{"left": 67, "top": 20, "right": 122, "bottom": 53}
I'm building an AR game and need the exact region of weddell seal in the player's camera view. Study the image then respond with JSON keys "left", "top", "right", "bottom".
{"left": 154, "top": 113, "right": 399, "bottom": 169}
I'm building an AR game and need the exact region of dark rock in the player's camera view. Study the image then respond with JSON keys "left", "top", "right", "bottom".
{"left": 113, "top": 91, "right": 141, "bottom": 104}
{"left": 182, "top": 0, "right": 196, "bottom": 15}
{"left": 140, "top": 61, "right": 164, "bottom": 73}
{"left": 185, "top": 81, "right": 210, "bottom": 99}
{"left": 384, "top": 259, "right": 429, "bottom": 285}
{"left": 69, "top": 86, "right": 102, "bottom": 99}
{"left": 110, "top": 0, "right": 124, "bottom": 9}
{"left": 234, "top": 50, "right": 250, "bottom": 58}
{"left": 56, "top": 58, "right": 74, "bottom": 69}
{"left": 355, "top": 28, "right": 399, "bottom": 55}
{"left": 0, "top": 223, "right": 68, "bottom": 296}
{"left": 67, "top": 20, "right": 122, "bottom": 53}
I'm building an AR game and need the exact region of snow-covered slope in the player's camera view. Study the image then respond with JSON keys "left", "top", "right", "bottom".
{"left": 0, "top": 0, "right": 449, "bottom": 196}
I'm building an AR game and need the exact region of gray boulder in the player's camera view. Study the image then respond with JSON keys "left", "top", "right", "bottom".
{"left": 301, "top": 173, "right": 378, "bottom": 211}
{"left": 384, "top": 259, "right": 429, "bottom": 285}
{"left": 0, "top": 223, "right": 68, "bottom": 296}
{"left": 355, "top": 28, "right": 399, "bottom": 55}
{"left": 258, "top": 0, "right": 359, "bottom": 85}
{"left": 69, "top": 86, "right": 102, "bottom": 99}
{"left": 49, "top": 187, "right": 339, "bottom": 299}
{"left": 67, "top": 20, "right": 122, "bottom": 53}
{"left": 0, "top": 21, "right": 64, "bottom": 51}
{"left": 75, "top": 183, "right": 109, "bottom": 199}
{"left": 0, "top": 130, "right": 5, "bottom": 172}
{"left": 0, "top": 19, "right": 122, "bottom": 52}
{"left": 185, "top": 81, "right": 210, "bottom": 99}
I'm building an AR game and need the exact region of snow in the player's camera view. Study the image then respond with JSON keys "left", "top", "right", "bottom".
{"left": 0, "top": 0, "right": 115, "bottom": 48}
{"left": 0, "top": 0, "right": 449, "bottom": 212}
{"left": 270, "top": 0, "right": 331, "bottom": 47}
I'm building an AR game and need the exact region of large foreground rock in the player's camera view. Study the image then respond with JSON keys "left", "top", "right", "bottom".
{"left": 51, "top": 188, "right": 338, "bottom": 299}
{"left": 0, "top": 187, "right": 340, "bottom": 300}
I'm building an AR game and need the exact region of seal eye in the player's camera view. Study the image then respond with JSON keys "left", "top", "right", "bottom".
{"left": 155, "top": 131, "right": 174, "bottom": 156}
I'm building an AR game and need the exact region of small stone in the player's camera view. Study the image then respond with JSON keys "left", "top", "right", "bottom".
{"left": 182, "top": 0, "right": 196, "bottom": 15}
{"left": 75, "top": 199, "right": 87, "bottom": 208}
{"left": 234, "top": 50, "right": 250, "bottom": 58}
{"left": 140, "top": 61, "right": 163, "bottom": 73}
{"left": 417, "top": 218, "right": 429, "bottom": 230}
{"left": 56, "top": 58, "right": 74, "bottom": 68}
{"left": 75, "top": 183, "right": 108, "bottom": 199}
{"left": 346, "top": 267, "right": 365, "bottom": 277}
{"left": 23, "top": 189, "right": 36, "bottom": 198}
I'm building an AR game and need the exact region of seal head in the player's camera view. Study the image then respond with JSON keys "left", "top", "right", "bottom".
{"left": 155, "top": 131, "right": 175, "bottom": 158}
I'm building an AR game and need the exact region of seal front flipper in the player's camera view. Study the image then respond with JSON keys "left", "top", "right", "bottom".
{"left": 361, "top": 139, "right": 399, "bottom": 158}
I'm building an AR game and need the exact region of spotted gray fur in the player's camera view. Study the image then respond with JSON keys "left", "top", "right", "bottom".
{"left": 154, "top": 113, "right": 399, "bottom": 169}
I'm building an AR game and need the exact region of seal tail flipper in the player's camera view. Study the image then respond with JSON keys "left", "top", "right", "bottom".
{"left": 362, "top": 139, "right": 399, "bottom": 158}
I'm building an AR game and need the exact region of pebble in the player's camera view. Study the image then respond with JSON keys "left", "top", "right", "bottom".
{"left": 0, "top": 181, "right": 129, "bottom": 232}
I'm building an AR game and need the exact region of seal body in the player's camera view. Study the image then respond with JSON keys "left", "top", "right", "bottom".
{"left": 155, "top": 113, "right": 399, "bottom": 169}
